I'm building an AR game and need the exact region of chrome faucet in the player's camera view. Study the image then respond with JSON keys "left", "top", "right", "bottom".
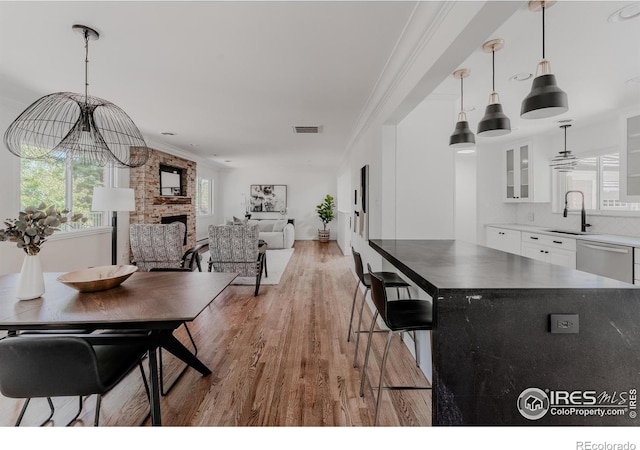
{"left": 563, "top": 190, "right": 591, "bottom": 232}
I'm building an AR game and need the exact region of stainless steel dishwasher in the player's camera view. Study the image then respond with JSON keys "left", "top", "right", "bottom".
{"left": 576, "top": 240, "right": 633, "bottom": 283}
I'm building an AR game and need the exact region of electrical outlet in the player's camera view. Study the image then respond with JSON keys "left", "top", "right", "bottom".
{"left": 550, "top": 314, "right": 579, "bottom": 334}
{"left": 527, "top": 212, "right": 535, "bottom": 222}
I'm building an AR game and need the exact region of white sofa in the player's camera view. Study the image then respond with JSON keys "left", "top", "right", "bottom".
{"left": 247, "top": 219, "right": 295, "bottom": 249}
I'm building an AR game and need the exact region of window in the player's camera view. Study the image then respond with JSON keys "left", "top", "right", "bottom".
{"left": 555, "top": 152, "right": 640, "bottom": 213}
{"left": 196, "top": 177, "right": 213, "bottom": 216}
{"left": 21, "top": 157, "right": 107, "bottom": 228}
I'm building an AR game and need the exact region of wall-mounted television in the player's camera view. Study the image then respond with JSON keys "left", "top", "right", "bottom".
{"left": 159, "top": 164, "right": 183, "bottom": 196}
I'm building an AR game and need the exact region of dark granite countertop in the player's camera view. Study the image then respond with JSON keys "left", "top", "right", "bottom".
{"left": 369, "top": 239, "right": 636, "bottom": 295}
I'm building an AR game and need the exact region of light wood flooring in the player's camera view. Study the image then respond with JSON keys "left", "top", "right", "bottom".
{"left": 0, "top": 240, "right": 431, "bottom": 427}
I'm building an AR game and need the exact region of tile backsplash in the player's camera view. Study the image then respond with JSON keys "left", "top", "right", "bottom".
{"left": 516, "top": 203, "right": 640, "bottom": 239}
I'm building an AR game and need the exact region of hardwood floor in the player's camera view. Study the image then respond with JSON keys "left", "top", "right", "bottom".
{"left": 0, "top": 240, "right": 431, "bottom": 427}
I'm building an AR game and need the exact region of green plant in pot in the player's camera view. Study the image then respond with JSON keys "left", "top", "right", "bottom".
{"left": 315, "top": 194, "right": 335, "bottom": 243}
{"left": 0, "top": 203, "right": 86, "bottom": 300}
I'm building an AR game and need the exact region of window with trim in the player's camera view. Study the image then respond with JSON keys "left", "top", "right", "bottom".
{"left": 21, "top": 157, "right": 107, "bottom": 228}
{"left": 196, "top": 177, "right": 213, "bottom": 216}
{"left": 555, "top": 152, "right": 640, "bottom": 213}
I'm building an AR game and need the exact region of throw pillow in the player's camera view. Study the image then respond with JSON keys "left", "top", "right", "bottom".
{"left": 272, "top": 220, "right": 287, "bottom": 232}
{"left": 232, "top": 216, "right": 247, "bottom": 224}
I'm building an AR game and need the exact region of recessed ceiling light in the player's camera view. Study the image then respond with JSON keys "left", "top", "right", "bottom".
{"left": 608, "top": 3, "right": 640, "bottom": 23}
{"left": 556, "top": 118, "right": 574, "bottom": 124}
{"left": 224, "top": 160, "right": 231, "bottom": 163}
{"left": 160, "top": 132, "right": 175, "bottom": 136}
{"left": 510, "top": 73, "right": 533, "bottom": 82}
{"left": 463, "top": 106, "right": 475, "bottom": 112}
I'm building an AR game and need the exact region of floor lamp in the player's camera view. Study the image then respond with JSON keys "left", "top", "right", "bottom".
{"left": 91, "top": 187, "right": 136, "bottom": 266}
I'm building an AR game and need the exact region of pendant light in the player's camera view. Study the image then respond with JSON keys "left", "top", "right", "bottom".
{"left": 520, "top": 1, "right": 568, "bottom": 119}
{"left": 449, "top": 68, "right": 475, "bottom": 151}
{"left": 550, "top": 123, "right": 577, "bottom": 172}
{"left": 477, "top": 39, "right": 511, "bottom": 137}
{"left": 3, "top": 25, "right": 150, "bottom": 168}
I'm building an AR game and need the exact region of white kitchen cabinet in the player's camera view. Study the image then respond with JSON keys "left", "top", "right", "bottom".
{"left": 485, "top": 226, "right": 521, "bottom": 255}
{"left": 521, "top": 232, "right": 576, "bottom": 269}
{"left": 620, "top": 110, "right": 640, "bottom": 202}
{"left": 503, "top": 141, "right": 550, "bottom": 203}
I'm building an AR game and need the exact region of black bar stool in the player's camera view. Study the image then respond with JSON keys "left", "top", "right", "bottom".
{"left": 348, "top": 248, "right": 412, "bottom": 368}
{"left": 359, "top": 265, "right": 433, "bottom": 426}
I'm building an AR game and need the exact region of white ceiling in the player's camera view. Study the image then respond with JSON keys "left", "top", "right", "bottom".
{"left": 0, "top": 1, "right": 638, "bottom": 169}
{"left": 0, "top": 0, "right": 417, "bottom": 169}
{"left": 433, "top": 1, "right": 640, "bottom": 146}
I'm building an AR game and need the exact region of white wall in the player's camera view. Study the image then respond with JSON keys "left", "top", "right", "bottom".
{"left": 336, "top": 169, "right": 352, "bottom": 254}
{"left": 0, "top": 96, "right": 23, "bottom": 223}
{"left": 395, "top": 96, "right": 456, "bottom": 239}
{"left": 221, "top": 165, "right": 337, "bottom": 241}
{"left": 455, "top": 151, "right": 477, "bottom": 243}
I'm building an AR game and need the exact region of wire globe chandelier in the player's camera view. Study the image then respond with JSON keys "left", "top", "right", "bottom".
{"left": 3, "top": 25, "right": 150, "bottom": 168}
{"left": 550, "top": 123, "right": 577, "bottom": 172}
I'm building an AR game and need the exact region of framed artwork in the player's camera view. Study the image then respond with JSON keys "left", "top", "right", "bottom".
{"left": 250, "top": 185, "right": 287, "bottom": 213}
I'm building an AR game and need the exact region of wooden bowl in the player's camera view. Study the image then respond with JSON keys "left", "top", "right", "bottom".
{"left": 57, "top": 265, "right": 138, "bottom": 293}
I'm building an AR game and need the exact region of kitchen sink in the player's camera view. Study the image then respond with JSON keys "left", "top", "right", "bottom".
{"left": 546, "top": 229, "right": 596, "bottom": 236}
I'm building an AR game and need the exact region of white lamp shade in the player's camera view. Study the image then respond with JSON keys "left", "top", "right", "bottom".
{"left": 91, "top": 187, "right": 136, "bottom": 212}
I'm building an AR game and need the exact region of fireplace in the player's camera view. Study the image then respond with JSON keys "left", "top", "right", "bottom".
{"left": 129, "top": 147, "right": 197, "bottom": 256}
{"left": 161, "top": 215, "right": 188, "bottom": 245}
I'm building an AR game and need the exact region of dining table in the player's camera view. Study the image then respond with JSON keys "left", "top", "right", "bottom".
{"left": 0, "top": 270, "right": 238, "bottom": 426}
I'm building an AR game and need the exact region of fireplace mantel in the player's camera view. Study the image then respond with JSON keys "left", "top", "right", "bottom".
{"left": 153, "top": 196, "right": 192, "bottom": 205}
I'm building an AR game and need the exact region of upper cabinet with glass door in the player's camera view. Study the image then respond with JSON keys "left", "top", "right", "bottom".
{"left": 620, "top": 111, "right": 640, "bottom": 202}
{"left": 503, "top": 141, "right": 550, "bottom": 203}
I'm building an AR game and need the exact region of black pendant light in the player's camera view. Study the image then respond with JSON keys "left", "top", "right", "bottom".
{"left": 520, "top": 1, "right": 568, "bottom": 119}
{"left": 449, "top": 68, "right": 475, "bottom": 151}
{"left": 477, "top": 39, "right": 511, "bottom": 137}
{"left": 550, "top": 123, "right": 577, "bottom": 172}
{"left": 3, "top": 25, "right": 150, "bottom": 168}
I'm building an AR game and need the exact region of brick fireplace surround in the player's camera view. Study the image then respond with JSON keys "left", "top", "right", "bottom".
{"left": 129, "top": 148, "right": 197, "bottom": 256}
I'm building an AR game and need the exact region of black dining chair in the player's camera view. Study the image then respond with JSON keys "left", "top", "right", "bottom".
{"left": 348, "top": 248, "right": 412, "bottom": 368}
{"left": 0, "top": 332, "right": 151, "bottom": 426}
{"left": 6, "top": 328, "right": 95, "bottom": 426}
{"left": 359, "top": 266, "right": 433, "bottom": 426}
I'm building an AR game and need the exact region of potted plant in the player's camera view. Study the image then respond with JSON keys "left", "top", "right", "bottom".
{"left": 315, "top": 194, "right": 336, "bottom": 243}
{"left": 0, "top": 203, "right": 85, "bottom": 300}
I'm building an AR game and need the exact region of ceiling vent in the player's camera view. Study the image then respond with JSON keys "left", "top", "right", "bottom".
{"left": 293, "top": 126, "right": 321, "bottom": 134}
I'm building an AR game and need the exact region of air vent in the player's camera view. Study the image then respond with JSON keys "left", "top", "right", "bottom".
{"left": 293, "top": 126, "right": 321, "bottom": 134}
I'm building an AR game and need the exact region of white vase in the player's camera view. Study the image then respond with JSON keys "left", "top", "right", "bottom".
{"left": 16, "top": 254, "right": 45, "bottom": 301}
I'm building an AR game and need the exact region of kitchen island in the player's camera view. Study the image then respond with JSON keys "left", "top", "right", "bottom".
{"left": 369, "top": 239, "right": 640, "bottom": 426}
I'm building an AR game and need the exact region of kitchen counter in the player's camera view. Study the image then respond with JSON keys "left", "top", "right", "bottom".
{"left": 486, "top": 223, "right": 640, "bottom": 247}
{"left": 369, "top": 239, "right": 640, "bottom": 426}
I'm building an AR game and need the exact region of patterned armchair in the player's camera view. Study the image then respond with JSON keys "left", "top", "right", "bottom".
{"left": 207, "top": 224, "right": 266, "bottom": 296}
{"left": 129, "top": 222, "right": 203, "bottom": 272}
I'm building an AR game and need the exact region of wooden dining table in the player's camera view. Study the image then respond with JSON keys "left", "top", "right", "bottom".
{"left": 0, "top": 270, "right": 238, "bottom": 426}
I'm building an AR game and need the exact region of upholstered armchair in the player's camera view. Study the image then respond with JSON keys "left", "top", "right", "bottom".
{"left": 207, "top": 224, "right": 265, "bottom": 296}
{"left": 129, "top": 222, "right": 203, "bottom": 272}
